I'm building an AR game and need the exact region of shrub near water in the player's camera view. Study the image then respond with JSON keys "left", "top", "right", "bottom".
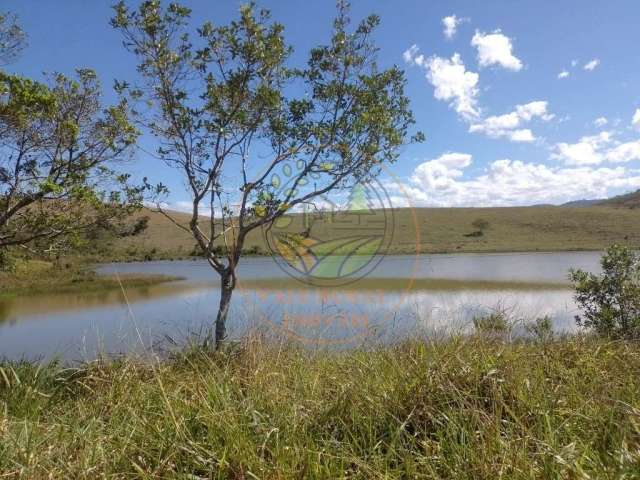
{"left": 571, "top": 244, "right": 640, "bottom": 339}
{"left": 472, "top": 311, "right": 510, "bottom": 334}
{"left": 1, "top": 336, "right": 640, "bottom": 478}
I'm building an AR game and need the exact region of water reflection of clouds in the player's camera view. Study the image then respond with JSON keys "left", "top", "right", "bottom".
{"left": 0, "top": 283, "right": 582, "bottom": 361}
{"left": 1, "top": 252, "right": 601, "bottom": 361}
{"left": 229, "top": 287, "right": 579, "bottom": 345}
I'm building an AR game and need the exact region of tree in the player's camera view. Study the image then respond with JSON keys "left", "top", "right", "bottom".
{"left": 111, "top": 0, "right": 423, "bottom": 348}
{"left": 570, "top": 245, "right": 640, "bottom": 339}
{"left": 0, "top": 68, "right": 143, "bottom": 256}
{"left": 471, "top": 218, "right": 489, "bottom": 232}
{"left": 0, "top": 12, "right": 144, "bottom": 258}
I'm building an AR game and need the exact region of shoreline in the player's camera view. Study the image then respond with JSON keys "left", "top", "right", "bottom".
{"left": 0, "top": 271, "right": 183, "bottom": 299}
{"left": 96, "top": 246, "right": 607, "bottom": 265}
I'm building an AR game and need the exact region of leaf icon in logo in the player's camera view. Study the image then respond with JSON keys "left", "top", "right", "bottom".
{"left": 272, "top": 234, "right": 319, "bottom": 274}
{"left": 272, "top": 234, "right": 383, "bottom": 279}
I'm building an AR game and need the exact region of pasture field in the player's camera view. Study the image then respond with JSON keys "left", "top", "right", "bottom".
{"left": 110, "top": 205, "right": 640, "bottom": 260}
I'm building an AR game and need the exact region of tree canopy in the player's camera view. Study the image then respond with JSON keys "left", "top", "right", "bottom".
{"left": 112, "top": 0, "right": 422, "bottom": 346}
{"left": 0, "top": 66, "right": 144, "bottom": 254}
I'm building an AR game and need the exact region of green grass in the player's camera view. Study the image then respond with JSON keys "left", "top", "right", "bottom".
{"left": 0, "top": 260, "right": 181, "bottom": 298}
{"left": 1, "top": 335, "right": 640, "bottom": 478}
{"left": 108, "top": 205, "right": 640, "bottom": 261}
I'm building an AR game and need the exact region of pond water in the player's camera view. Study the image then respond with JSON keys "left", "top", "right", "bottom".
{"left": 0, "top": 252, "right": 602, "bottom": 361}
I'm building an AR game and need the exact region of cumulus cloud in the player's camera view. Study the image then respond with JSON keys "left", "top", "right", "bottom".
{"left": 633, "top": 109, "right": 640, "bottom": 131}
{"left": 558, "top": 70, "right": 569, "bottom": 79}
{"left": 552, "top": 132, "right": 640, "bottom": 165}
{"left": 606, "top": 140, "right": 640, "bottom": 163}
{"left": 404, "top": 43, "right": 554, "bottom": 140}
{"left": 584, "top": 59, "right": 600, "bottom": 71}
{"left": 404, "top": 45, "right": 480, "bottom": 120}
{"left": 552, "top": 132, "right": 613, "bottom": 165}
{"left": 471, "top": 30, "right": 523, "bottom": 71}
{"left": 442, "top": 15, "right": 466, "bottom": 39}
{"left": 469, "top": 101, "right": 553, "bottom": 142}
{"left": 594, "top": 117, "right": 608, "bottom": 128}
{"left": 509, "top": 129, "right": 535, "bottom": 142}
{"left": 516, "top": 101, "right": 555, "bottom": 122}
{"left": 411, "top": 152, "right": 473, "bottom": 191}
{"left": 425, "top": 54, "right": 480, "bottom": 119}
{"left": 403, "top": 155, "right": 640, "bottom": 207}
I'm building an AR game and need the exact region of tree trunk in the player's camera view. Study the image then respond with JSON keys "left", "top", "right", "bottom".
{"left": 214, "top": 271, "right": 234, "bottom": 349}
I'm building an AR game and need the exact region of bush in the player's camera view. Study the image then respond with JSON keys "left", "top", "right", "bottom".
{"left": 244, "top": 245, "right": 262, "bottom": 255}
{"left": 0, "top": 248, "right": 16, "bottom": 273}
{"left": 472, "top": 218, "right": 490, "bottom": 231}
{"left": 473, "top": 311, "right": 510, "bottom": 334}
{"left": 525, "top": 316, "right": 554, "bottom": 342}
{"left": 570, "top": 244, "right": 640, "bottom": 339}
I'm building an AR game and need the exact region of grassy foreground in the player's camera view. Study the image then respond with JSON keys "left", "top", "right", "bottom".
{"left": 1, "top": 336, "right": 640, "bottom": 478}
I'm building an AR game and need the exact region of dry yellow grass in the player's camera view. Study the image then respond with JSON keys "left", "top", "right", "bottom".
{"left": 113, "top": 205, "right": 640, "bottom": 259}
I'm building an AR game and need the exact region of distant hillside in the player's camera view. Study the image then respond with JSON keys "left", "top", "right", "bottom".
{"left": 597, "top": 189, "right": 640, "bottom": 208}
{"left": 106, "top": 204, "right": 640, "bottom": 260}
{"left": 561, "top": 190, "right": 640, "bottom": 208}
{"left": 561, "top": 199, "right": 603, "bottom": 207}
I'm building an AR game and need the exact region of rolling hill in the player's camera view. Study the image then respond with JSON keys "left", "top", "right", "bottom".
{"left": 597, "top": 189, "right": 640, "bottom": 208}
{"left": 109, "top": 202, "right": 640, "bottom": 260}
{"left": 561, "top": 189, "right": 640, "bottom": 209}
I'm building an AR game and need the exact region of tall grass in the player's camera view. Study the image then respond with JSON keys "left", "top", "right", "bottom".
{"left": 1, "top": 335, "right": 640, "bottom": 478}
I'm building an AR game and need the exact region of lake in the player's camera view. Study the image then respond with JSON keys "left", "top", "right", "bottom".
{"left": 0, "top": 252, "right": 602, "bottom": 361}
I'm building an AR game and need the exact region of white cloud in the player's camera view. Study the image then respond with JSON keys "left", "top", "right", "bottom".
{"left": 516, "top": 101, "right": 555, "bottom": 122}
{"left": 552, "top": 132, "right": 613, "bottom": 165}
{"left": 633, "top": 109, "right": 640, "bottom": 131}
{"left": 403, "top": 44, "right": 424, "bottom": 67}
{"left": 470, "top": 112, "right": 519, "bottom": 135}
{"left": 158, "top": 200, "right": 213, "bottom": 216}
{"left": 425, "top": 53, "right": 480, "bottom": 119}
{"left": 442, "top": 15, "right": 465, "bottom": 39}
{"left": 606, "top": 140, "right": 640, "bottom": 163}
{"left": 571, "top": 59, "right": 579, "bottom": 67}
{"left": 594, "top": 117, "right": 608, "bottom": 128}
{"left": 422, "top": 52, "right": 480, "bottom": 119}
{"left": 405, "top": 155, "right": 640, "bottom": 207}
{"left": 403, "top": 45, "right": 480, "bottom": 120}
{"left": 552, "top": 132, "right": 640, "bottom": 165}
{"left": 471, "top": 30, "right": 523, "bottom": 71}
{"left": 584, "top": 59, "right": 600, "bottom": 71}
{"left": 509, "top": 129, "right": 535, "bottom": 142}
{"left": 558, "top": 70, "right": 569, "bottom": 79}
{"left": 404, "top": 44, "right": 549, "bottom": 137}
{"left": 469, "top": 100, "right": 553, "bottom": 142}
{"left": 411, "top": 152, "right": 473, "bottom": 192}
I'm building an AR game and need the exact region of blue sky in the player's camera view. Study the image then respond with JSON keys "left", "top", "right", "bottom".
{"left": 5, "top": 0, "right": 640, "bottom": 208}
